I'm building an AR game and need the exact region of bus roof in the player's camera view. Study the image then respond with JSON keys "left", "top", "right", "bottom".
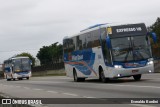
{"left": 3, "top": 56, "right": 30, "bottom": 63}
{"left": 11, "top": 56, "right": 29, "bottom": 60}
{"left": 63, "top": 22, "right": 146, "bottom": 40}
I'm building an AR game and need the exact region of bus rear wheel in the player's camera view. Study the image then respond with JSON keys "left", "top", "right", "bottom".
{"left": 7, "top": 79, "right": 11, "bottom": 81}
{"left": 73, "top": 69, "right": 85, "bottom": 82}
{"left": 133, "top": 74, "right": 141, "bottom": 81}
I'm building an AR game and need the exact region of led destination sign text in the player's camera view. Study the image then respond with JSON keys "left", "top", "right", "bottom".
{"left": 116, "top": 27, "right": 142, "bottom": 33}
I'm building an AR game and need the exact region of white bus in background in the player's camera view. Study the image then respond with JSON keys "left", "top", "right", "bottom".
{"left": 4, "top": 57, "right": 32, "bottom": 81}
{"left": 63, "top": 23, "right": 157, "bottom": 82}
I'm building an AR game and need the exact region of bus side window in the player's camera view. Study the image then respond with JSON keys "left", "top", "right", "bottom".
{"left": 80, "top": 34, "right": 87, "bottom": 49}
{"left": 63, "top": 39, "right": 73, "bottom": 53}
{"left": 72, "top": 37, "right": 77, "bottom": 51}
{"left": 63, "top": 39, "right": 68, "bottom": 53}
{"left": 76, "top": 36, "right": 82, "bottom": 50}
{"left": 86, "top": 33, "right": 92, "bottom": 49}
{"left": 92, "top": 29, "right": 100, "bottom": 47}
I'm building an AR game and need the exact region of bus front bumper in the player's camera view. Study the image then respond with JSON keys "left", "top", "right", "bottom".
{"left": 107, "top": 64, "right": 154, "bottom": 78}
{"left": 13, "top": 72, "right": 32, "bottom": 79}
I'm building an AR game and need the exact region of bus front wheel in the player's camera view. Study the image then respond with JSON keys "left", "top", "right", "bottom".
{"left": 18, "top": 78, "right": 22, "bottom": 80}
{"left": 133, "top": 74, "right": 141, "bottom": 81}
{"left": 99, "top": 68, "right": 108, "bottom": 83}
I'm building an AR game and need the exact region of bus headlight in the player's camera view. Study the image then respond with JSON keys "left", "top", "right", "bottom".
{"left": 147, "top": 61, "right": 153, "bottom": 65}
{"left": 114, "top": 65, "right": 122, "bottom": 68}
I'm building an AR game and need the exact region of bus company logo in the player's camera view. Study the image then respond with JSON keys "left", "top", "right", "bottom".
{"left": 2, "top": 99, "right": 11, "bottom": 104}
{"left": 125, "top": 63, "right": 144, "bottom": 67}
{"left": 72, "top": 55, "right": 83, "bottom": 61}
{"left": 125, "top": 63, "right": 139, "bottom": 67}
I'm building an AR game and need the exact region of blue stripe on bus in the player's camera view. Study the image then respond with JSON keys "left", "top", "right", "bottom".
{"left": 64, "top": 49, "right": 97, "bottom": 76}
{"left": 16, "top": 71, "right": 30, "bottom": 75}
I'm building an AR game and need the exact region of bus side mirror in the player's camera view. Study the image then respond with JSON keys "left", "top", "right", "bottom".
{"left": 106, "top": 36, "right": 111, "bottom": 49}
{"left": 147, "top": 32, "right": 157, "bottom": 43}
{"left": 30, "top": 60, "right": 32, "bottom": 65}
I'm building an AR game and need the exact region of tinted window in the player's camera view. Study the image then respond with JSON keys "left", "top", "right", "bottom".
{"left": 63, "top": 38, "right": 75, "bottom": 53}
{"left": 92, "top": 30, "right": 100, "bottom": 47}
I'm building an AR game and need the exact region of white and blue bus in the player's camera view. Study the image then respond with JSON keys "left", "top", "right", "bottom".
{"left": 4, "top": 57, "right": 32, "bottom": 81}
{"left": 63, "top": 23, "right": 157, "bottom": 82}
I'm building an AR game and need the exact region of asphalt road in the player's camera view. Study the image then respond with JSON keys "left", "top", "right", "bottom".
{"left": 0, "top": 73, "right": 160, "bottom": 107}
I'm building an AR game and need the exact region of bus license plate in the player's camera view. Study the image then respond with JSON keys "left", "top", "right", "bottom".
{"left": 132, "top": 70, "right": 139, "bottom": 73}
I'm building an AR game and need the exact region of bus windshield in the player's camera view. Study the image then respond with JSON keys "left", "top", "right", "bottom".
{"left": 111, "top": 35, "right": 151, "bottom": 62}
{"left": 14, "top": 59, "right": 21, "bottom": 72}
{"left": 13, "top": 58, "right": 31, "bottom": 72}
{"left": 22, "top": 58, "right": 31, "bottom": 71}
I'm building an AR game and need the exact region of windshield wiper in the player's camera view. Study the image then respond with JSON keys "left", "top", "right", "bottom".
{"left": 132, "top": 42, "right": 144, "bottom": 60}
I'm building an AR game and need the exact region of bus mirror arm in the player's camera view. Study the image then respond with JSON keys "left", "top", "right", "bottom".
{"left": 147, "top": 32, "right": 157, "bottom": 43}
{"left": 106, "top": 35, "right": 111, "bottom": 49}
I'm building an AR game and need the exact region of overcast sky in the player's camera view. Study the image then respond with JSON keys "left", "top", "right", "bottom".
{"left": 0, "top": 0, "right": 160, "bottom": 63}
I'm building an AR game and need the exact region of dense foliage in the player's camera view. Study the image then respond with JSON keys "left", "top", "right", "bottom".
{"left": 36, "top": 42, "right": 63, "bottom": 65}
{"left": 149, "top": 17, "right": 160, "bottom": 59}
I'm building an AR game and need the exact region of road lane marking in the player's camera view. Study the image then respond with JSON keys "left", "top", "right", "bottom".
{"left": 15, "top": 86, "right": 21, "bottom": 88}
{"left": 46, "top": 91, "right": 58, "bottom": 94}
{"left": 23, "top": 87, "right": 30, "bottom": 89}
{"left": 33, "top": 88, "right": 43, "bottom": 91}
{"left": 62, "top": 93, "right": 78, "bottom": 96}
{"left": 102, "top": 84, "right": 160, "bottom": 89}
{"left": 83, "top": 96, "right": 96, "bottom": 98}
{"left": 129, "top": 104, "right": 156, "bottom": 107}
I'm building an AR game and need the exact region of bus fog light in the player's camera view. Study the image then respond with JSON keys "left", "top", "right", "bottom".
{"left": 117, "top": 74, "right": 121, "bottom": 77}
{"left": 149, "top": 70, "right": 152, "bottom": 73}
{"left": 114, "top": 65, "right": 122, "bottom": 69}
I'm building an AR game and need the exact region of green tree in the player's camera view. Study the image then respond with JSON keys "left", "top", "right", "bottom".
{"left": 36, "top": 42, "right": 63, "bottom": 65}
{"left": 150, "top": 17, "right": 160, "bottom": 37}
{"left": 16, "top": 52, "right": 36, "bottom": 66}
{"left": 149, "top": 17, "right": 160, "bottom": 59}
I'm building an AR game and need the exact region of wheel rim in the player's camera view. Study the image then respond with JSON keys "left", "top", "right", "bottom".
{"left": 74, "top": 71, "right": 77, "bottom": 81}
{"left": 101, "top": 71, "right": 105, "bottom": 82}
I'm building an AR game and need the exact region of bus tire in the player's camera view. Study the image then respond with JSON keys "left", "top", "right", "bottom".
{"left": 18, "top": 78, "right": 22, "bottom": 80}
{"left": 73, "top": 69, "right": 81, "bottom": 82}
{"left": 7, "top": 79, "right": 11, "bottom": 81}
{"left": 99, "top": 67, "right": 108, "bottom": 83}
{"left": 6, "top": 75, "right": 11, "bottom": 81}
{"left": 81, "top": 78, "right": 85, "bottom": 82}
{"left": 133, "top": 74, "right": 141, "bottom": 81}
{"left": 26, "top": 77, "right": 29, "bottom": 80}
